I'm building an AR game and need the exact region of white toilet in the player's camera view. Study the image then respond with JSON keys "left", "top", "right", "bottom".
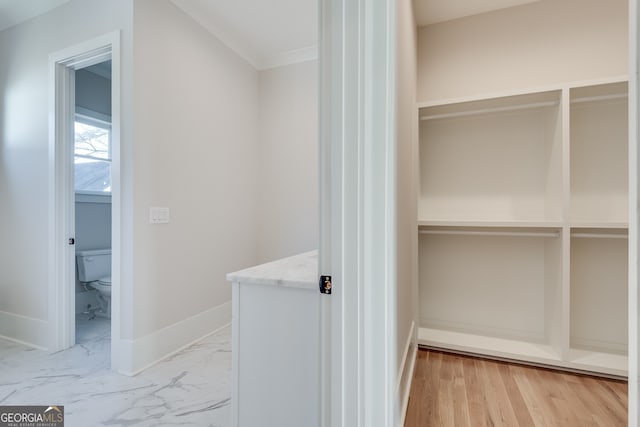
{"left": 76, "top": 249, "right": 112, "bottom": 318}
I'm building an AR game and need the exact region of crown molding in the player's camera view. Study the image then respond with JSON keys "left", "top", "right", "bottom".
{"left": 170, "top": 0, "right": 317, "bottom": 72}
{"left": 258, "top": 45, "right": 318, "bottom": 70}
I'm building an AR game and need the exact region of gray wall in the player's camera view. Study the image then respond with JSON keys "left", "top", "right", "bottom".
{"left": 75, "top": 201, "right": 111, "bottom": 251}
{"left": 76, "top": 68, "right": 111, "bottom": 117}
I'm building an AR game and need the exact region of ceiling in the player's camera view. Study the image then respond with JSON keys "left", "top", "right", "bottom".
{"left": 414, "top": 0, "right": 541, "bottom": 26}
{"left": 0, "top": 0, "right": 69, "bottom": 32}
{"left": 170, "top": 0, "right": 317, "bottom": 70}
{"left": 0, "top": 0, "right": 541, "bottom": 68}
{"left": 172, "top": 0, "right": 542, "bottom": 68}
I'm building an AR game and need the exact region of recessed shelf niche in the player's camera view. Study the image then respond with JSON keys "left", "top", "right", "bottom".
{"left": 570, "top": 82, "right": 628, "bottom": 225}
{"left": 570, "top": 229, "right": 628, "bottom": 355}
{"left": 418, "top": 91, "right": 562, "bottom": 224}
{"left": 417, "top": 80, "right": 629, "bottom": 376}
{"left": 419, "top": 227, "right": 561, "bottom": 346}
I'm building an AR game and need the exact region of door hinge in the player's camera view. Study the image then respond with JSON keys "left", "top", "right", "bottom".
{"left": 319, "top": 275, "right": 332, "bottom": 295}
{"left": 68, "top": 238, "right": 75, "bottom": 245}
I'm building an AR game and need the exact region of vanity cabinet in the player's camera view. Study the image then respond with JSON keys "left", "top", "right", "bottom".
{"left": 227, "top": 251, "right": 320, "bottom": 427}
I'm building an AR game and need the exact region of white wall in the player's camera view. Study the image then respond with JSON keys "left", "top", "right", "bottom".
{"left": 129, "top": 0, "right": 259, "bottom": 365}
{"left": 0, "top": 0, "right": 316, "bottom": 372}
{"left": 257, "top": 60, "right": 318, "bottom": 263}
{"left": 394, "top": 0, "right": 418, "bottom": 423}
{"left": 417, "top": 0, "right": 628, "bottom": 102}
{"left": 0, "top": 0, "right": 133, "bottom": 348}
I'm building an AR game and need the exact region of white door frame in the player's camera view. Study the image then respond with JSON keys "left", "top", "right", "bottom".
{"left": 319, "top": 0, "right": 397, "bottom": 425}
{"left": 48, "top": 32, "right": 122, "bottom": 366}
{"left": 629, "top": 0, "right": 639, "bottom": 424}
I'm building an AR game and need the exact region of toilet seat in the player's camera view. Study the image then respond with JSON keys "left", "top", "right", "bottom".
{"left": 97, "top": 276, "right": 111, "bottom": 286}
{"left": 91, "top": 277, "right": 112, "bottom": 298}
{"left": 89, "top": 278, "right": 111, "bottom": 318}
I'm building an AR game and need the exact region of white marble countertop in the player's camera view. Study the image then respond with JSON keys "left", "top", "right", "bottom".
{"left": 226, "top": 250, "right": 318, "bottom": 290}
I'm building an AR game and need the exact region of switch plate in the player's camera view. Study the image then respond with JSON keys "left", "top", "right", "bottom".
{"left": 150, "top": 207, "right": 170, "bottom": 224}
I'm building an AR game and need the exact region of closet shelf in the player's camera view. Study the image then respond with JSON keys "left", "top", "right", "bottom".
{"left": 418, "top": 80, "right": 629, "bottom": 376}
{"left": 571, "top": 232, "right": 627, "bottom": 239}
{"left": 419, "top": 100, "right": 558, "bottom": 121}
{"left": 571, "top": 93, "right": 627, "bottom": 104}
{"left": 417, "top": 327, "right": 627, "bottom": 377}
{"left": 419, "top": 229, "right": 559, "bottom": 238}
{"left": 570, "top": 221, "right": 628, "bottom": 229}
{"left": 418, "top": 220, "right": 563, "bottom": 228}
{"left": 418, "top": 327, "right": 562, "bottom": 366}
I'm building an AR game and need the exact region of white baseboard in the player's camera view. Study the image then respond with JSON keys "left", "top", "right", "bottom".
{"left": 396, "top": 321, "right": 417, "bottom": 427}
{"left": 571, "top": 336, "right": 627, "bottom": 354}
{"left": 420, "top": 316, "right": 544, "bottom": 342}
{"left": 117, "top": 301, "right": 231, "bottom": 376}
{"left": 0, "top": 310, "right": 48, "bottom": 350}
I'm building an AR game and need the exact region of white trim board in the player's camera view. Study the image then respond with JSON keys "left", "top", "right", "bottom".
{"left": 116, "top": 302, "right": 231, "bottom": 376}
{"left": 417, "top": 326, "right": 627, "bottom": 377}
{"left": 75, "top": 106, "right": 111, "bottom": 123}
{"left": 628, "top": 0, "right": 639, "bottom": 425}
{"left": 396, "top": 321, "right": 417, "bottom": 427}
{"left": 320, "top": 0, "right": 398, "bottom": 425}
{"left": 75, "top": 193, "right": 112, "bottom": 204}
{"left": 0, "top": 310, "right": 49, "bottom": 350}
{"left": 260, "top": 45, "right": 318, "bottom": 70}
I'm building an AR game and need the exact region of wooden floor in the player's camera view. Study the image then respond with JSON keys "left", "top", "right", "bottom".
{"left": 405, "top": 349, "right": 627, "bottom": 427}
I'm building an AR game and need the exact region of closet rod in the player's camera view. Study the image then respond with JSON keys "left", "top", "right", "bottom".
{"left": 420, "top": 100, "right": 558, "bottom": 121}
{"left": 571, "top": 93, "right": 628, "bottom": 104}
{"left": 571, "top": 233, "right": 628, "bottom": 239}
{"left": 419, "top": 230, "right": 559, "bottom": 238}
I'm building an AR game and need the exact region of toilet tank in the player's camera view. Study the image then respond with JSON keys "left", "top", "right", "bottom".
{"left": 76, "top": 249, "right": 111, "bottom": 282}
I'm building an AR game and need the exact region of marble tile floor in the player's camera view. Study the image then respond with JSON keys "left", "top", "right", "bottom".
{"left": 0, "top": 314, "right": 232, "bottom": 426}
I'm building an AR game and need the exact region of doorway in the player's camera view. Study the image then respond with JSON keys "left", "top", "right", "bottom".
{"left": 73, "top": 60, "right": 113, "bottom": 345}
{"left": 49, "top": 32, "right": 122, "bottom": 371}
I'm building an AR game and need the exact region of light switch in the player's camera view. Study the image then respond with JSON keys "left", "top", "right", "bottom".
{"left": 150, "top": 207, "right": 170, "bottom": 224}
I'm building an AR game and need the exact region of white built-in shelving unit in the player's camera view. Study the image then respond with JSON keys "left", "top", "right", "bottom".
{"left": 417, "top": 79, "right": 629, "bottom": 377}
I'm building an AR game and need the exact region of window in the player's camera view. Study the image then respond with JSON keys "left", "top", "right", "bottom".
{"left": 74, "top": 115, "right": 111, "bottom": 193}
